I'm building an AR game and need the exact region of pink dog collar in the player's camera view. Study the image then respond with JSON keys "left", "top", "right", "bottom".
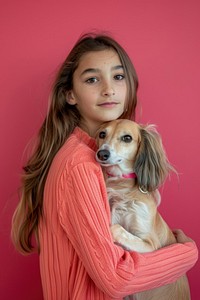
{"left": 106, "top": 171, "right": 137, "bottom": 179}
{"left": 122, "top": 173, "right": 137, "bottom": 179}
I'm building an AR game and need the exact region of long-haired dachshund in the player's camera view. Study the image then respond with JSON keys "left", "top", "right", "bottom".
{"left": 96, "top": 119, "right": 190, "bottom": 300}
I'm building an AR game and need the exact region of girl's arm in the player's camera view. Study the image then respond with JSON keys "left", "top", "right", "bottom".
{"left": 58, "top": 162, "right": 198, "bottom": 299}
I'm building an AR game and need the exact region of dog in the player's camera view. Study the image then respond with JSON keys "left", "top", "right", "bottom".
{"left": 95, "top": 119, "right": 190, "bottom": 300}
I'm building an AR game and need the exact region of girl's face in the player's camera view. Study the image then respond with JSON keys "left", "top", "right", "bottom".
{"left": 67, "top": 49, "right": 127, "bottom": 136}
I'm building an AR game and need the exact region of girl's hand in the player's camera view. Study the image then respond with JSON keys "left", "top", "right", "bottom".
{"left": 173, "top": 229, "right": 194, "bottom": 244}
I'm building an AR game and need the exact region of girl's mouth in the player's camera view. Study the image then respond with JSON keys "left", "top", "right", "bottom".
{"left": 98, "top": 102, "right": 118, "bottom": 108}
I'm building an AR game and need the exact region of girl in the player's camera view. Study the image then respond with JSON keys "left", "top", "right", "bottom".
{"left": 12, "top": 33, "right": 198, "bottom": 299}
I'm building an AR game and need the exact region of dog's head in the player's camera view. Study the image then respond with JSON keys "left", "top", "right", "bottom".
{"left": 96, "top": 119, "right": 173, "bottom": 191}
{"left": 96, "top": 119, "right": 141, "bottom": 177}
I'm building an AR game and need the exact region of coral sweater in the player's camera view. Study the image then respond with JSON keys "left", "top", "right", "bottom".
{"left": 39, "top": 127, "right": 198, "bottom": 300}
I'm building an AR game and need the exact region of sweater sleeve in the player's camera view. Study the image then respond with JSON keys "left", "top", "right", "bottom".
{"left": 57, "top": 161, "right": 198, "bottom": 299}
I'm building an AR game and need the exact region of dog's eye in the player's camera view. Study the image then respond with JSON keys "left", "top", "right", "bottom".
{"left": 99, "top": 131, "right": 106, "bottom": 139}
{"left": 121, "top": 135, "right": 132, "bottom": 143}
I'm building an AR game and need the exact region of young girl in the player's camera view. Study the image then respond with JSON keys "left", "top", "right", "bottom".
{"left": 12, "top": 33, "right": 198, "bottom": 299}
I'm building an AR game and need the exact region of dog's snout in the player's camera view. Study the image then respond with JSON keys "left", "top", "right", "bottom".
{"left": 97, "top": 149, "right": 110, "bottom": 161}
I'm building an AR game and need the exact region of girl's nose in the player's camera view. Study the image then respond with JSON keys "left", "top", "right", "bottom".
{"left": 102, "top": 82, "right": 115, "bottom": 97}
{"left": 103, "top": 90, "right": 115, "bottom": 97}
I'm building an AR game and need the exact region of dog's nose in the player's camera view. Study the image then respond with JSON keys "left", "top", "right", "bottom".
{"left": 97, "top": 149, "right": 110, "bottom": 161}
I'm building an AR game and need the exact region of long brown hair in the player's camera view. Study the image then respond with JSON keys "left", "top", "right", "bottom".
{"left": 11, "top": 32, "right": 139, "bottom": 254}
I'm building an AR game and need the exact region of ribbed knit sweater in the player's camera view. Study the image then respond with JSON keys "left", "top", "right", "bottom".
{"left": 39, "top": 127, "right": 198, "bottom": 300}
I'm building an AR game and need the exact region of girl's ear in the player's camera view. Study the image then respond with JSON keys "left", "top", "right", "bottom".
{"left": 134, "top": 125, "right": 171, "bottom": 192}
{"left": 66, "top": 91, "right": 77, "bottom": 105}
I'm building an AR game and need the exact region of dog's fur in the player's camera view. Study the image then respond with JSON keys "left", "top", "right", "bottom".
{"left": 95, "top": 119, "right": 190, "bottom": 300}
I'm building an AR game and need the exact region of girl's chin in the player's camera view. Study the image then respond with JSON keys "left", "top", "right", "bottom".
{"left": 101, "top": 115, "right": 123, "bottom": 122}
{"left": 100, "top": 111, "right": 124, "bottom": 122}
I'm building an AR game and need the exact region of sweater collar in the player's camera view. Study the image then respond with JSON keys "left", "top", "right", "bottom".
{"left": 73, "top": 127, "right": 97, "bottom": 151}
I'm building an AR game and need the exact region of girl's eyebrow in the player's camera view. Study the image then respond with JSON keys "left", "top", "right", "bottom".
{"left": 80, "top": 65, "right": 124, "bottom": 76}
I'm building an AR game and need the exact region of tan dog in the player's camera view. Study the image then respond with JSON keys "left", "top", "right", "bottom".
{"left": 96, "top": 119, "right": 190, "bottom": 300}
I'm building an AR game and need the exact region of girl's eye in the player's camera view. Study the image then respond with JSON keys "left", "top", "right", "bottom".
{"left": 85, "top": 77, "right": 98, "bottom": 84}
{"left": 114, "top": 74, "right": 125, "bottom": 80}
{"left": 99, "top": 131, "right": 106, "bottom": 139}
{"left": 121, "top": 135, "right": 132, "bottom": 143}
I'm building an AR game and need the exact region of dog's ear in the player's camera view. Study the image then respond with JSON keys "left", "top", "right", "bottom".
{"left": 134, "top": 125, "right": 173, "bottom": 192}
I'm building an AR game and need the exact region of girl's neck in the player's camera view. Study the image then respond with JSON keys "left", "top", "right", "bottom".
{"left": 79, "top": 121, "right": 103, "bottom": 138}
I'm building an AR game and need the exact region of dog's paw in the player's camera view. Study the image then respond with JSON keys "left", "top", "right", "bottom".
{"left": 110, "top": 224, "right": 128, "bottom": 244}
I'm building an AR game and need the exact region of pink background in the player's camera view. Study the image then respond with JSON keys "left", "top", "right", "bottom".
{"left": 1, "top": 1, "right": 199, "bottom": 299}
